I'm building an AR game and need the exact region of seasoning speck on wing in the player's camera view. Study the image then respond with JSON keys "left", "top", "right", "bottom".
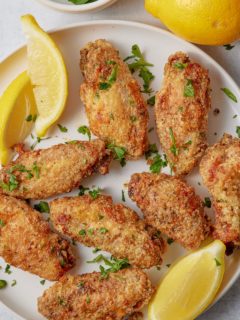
{"left": 50, "top": 194, "right": 165, "bottom": 268}
{"left": 0, "top": 195, "right": 75, "bottom": 280}
{"left": 0, "top": 139, "right": 111, "bottom": 199}
{"left": 38, "top": 268, "right": 154, "bottom": 320}
{"left": 155, "top": 51, "right": 211, "bottom": 175}
{"left": 200, "top": 133, "right": 240, "bottom": 244}
{"left": 128, "top": 172, "right": 210, "bottom": 250}
{"left": 80, "top": 39, "right": 149, "bottom": 159}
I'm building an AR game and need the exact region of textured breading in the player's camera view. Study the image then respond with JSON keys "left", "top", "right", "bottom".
{"left": 80, "top": 39, "right": 149, "bottom": 159}
{"left": 38, "top": 268, "right": 154, "bottom": 320}
{"left": 128, "top": 172, "right": 210, "bottom": 250}
{"left": 200, "top": 134, "right": 240, "bottom": 244}
{"left": 155, "top": 52, "right": 211, "bottom": 175}
{"left": 0, "top": 140, "right": 111, "bottom": 199}
{"left": 0, "top": 195, "right": 75, "bottom": 280}
{"left": 50, "top": 195, "right": 165, "bottom": 268}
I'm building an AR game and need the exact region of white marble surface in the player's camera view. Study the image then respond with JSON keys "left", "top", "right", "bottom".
{"left": 0, "top": 0, "right": 240, "bottom": 319}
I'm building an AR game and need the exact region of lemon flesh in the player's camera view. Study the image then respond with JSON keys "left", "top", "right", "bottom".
{"left": 0, "top": 71, "right": 37, "bottom": 165}
{"left": 21, "top": 14, "right": 68, "bottom": 137}
{"left": 145, "top": 0, "right": 240, "bottom": 45}
{"left": 148, "top": 240, "right": 226, "bottom": 320}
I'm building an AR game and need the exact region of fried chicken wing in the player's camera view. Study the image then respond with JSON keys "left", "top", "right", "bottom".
{"left": 0, "top": 140, "right": 111, "bottom": 199}
{"left": 50, "top": 195, "right": 165, "bottom": 268}
{"left": 200, "top": 134, "right": 240, "bottom": 244}
{"left": 128, "top": 172, "right": 210, "bottom": 250}
{"left": 80, "top": 39, "right": 148, "bottom": 159}
{"left": 155, "top": 52, "right": 211, "bottom": 175}
{"left": 38, "top": 268, "right": 154, "bottom": 320}
{"left": 0, "top": 195, "right": 75, "bottom": 280}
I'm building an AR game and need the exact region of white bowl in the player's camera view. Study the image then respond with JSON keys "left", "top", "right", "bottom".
{"left": 36, "top": 0, "right": 118, "bottom": 13}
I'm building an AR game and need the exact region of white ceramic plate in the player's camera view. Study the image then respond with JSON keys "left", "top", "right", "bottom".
{"left": 35, "top": 0, "right": 118, "bottom": 13}
{"left": 0, "top": 20, "right": 240, "bottom": 320}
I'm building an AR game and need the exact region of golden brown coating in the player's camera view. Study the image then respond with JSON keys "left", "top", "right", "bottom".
{"left": 155, "top": 51, "right": 211, "bottom": 175}
{"left": 200, "top": 134, "right": 240, "bottom": 244}
{"left": 0, "top": 140, "right": 111, "bottom": 200}
{"left": 38, "top": 268, "right": 154, "bottom": 320}
{"left": 50, "top": 195, "right": 165, "bottom": 268}
{"left": 80, "top": 39, "right": 148, "bottom": 159}
{"left": 128, "top": 172, "right": 210, "bottom": 250}
{"left": 0, "top": 195, "right": 75, "bottom": 280}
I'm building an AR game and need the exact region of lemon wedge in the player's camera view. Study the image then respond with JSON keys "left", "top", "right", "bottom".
{"left": 0, "top": 71, "right": 37, "bottom": 165}
{"left": 21, "top": 14, "right": 68, "bottom": 137}
{"left": 148, "top": 240, "right": 226, "bottom": 320}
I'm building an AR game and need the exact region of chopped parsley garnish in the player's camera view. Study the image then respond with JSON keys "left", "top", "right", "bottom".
{"left": 40, "top": 279, "right": 46, "bottom": 285}
{"left": 79, "top": 229, "right": 86, "bottom": 236}
{"left": 233, "top": 114, "right": 238, "bottom": 119}
{"left": 148, "top": 127, "right": 154, "bottom": 133}
{"left": 203, "top": 197, "right": 212, "bottom": 208}
{"left": 32, "top": 162, "right": 40, "bottom": 179}
{"left": 26, "top": 114, "right": 37, "bottom": 122}
{"left": 99, "top": 64, "right": 118, "bottom": 90}
{"left": 30, "top": 136, "right": 50, "bottom": 150}
{"left": 169, "top": 128, "right": 179, "bottom": 156}
{"left": 166, "top": 264, "right": 171, "bottom": 268}
{"left": 150, "top": 154, "right": 168, "bottom": 173}
{"left": 88, "top": 228, "right": 94, "bottom": 236}
{"left": 77, "top": 281, "right": 84, "bottom": 287}
{"left": 68, "top": 0, "right": 97, "bottom": 4}
{"left": 78, "top": 125, "right": 91, "bottom": 141}
{"left": 121, "top": 190, "right": 126, "bottom": 202}
{"left": 130, "top": 115, "right": 137, "bottom": 122}
{"left": 58, "top": 297, "right": 66, "bottom": 306}
{"left": 79, "top": 185, "right": 90, "bottom": 196}
{"left": 5, "top": 264, "right": 12, "bottom": 274}
{"left": 92, "top": 248, "right": 101, "bottom": 254}
{"left": 147, "top": 95, "right": 155, "bottom": 106}
{"left": 174, "top": 62, "right": 187, "bottom": 70}
{"left": 34, "top": 201, "right": 50, "bottom": 213}
{"left": 107, "top": 143, "right": 127, "bottom": 167}
{"left": 223, "top": 44, "right": 235, "bottom": 50}
{"left": 145, "top": 143, "right": 158, "bottom": 159}
{"left": 126, "top": 44, "right": 154, "bottom": 94}
{"left": 0, "top": 280, "right": 7, "bottom": 289}
{"left": 0, "top": 219, "right": 5, "bottom": 227}
{"left": 99, "top": 227, "right": 108, "bottom": 234}
{"left": 11, "top": 279, "right": 17, "bottom": 287}
{"left": 184, "top": 79, "right": 195, "bottom": 97}
{"left": 89, "top": 188, "right": 101, "bottom": 199}
{"left": 86, "top": 295, "right": 91, "bottom": 304}
{"left": 57, "top": 124, "right": 68, "bottom": 133}
{"left": 221, "top": 88, "right": 237, "bottom": 103}
{"left": 87, "top": 254, "right": 130, "bottom": 279}
{"left": 214, "top": 258, "right": 221, "bottom": 267}
{"left": 167, "top": 238, "right": 174, "bottom": 245}
{"left": 236, "top": 126, "right": 240, "bottom": 138}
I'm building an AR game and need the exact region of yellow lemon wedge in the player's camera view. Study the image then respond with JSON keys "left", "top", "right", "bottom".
{"left": 148, "top": 240, "right": 226, "bottom": 320}
{"left": 21, "top": 14, "right": 68, "bottom": 137}
{"left": 0, "top": 71, "right": 37, "bottom": 165}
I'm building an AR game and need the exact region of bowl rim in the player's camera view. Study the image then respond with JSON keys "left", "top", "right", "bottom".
{"left": 36, "top": 0, "right": 117, "bottom": 12}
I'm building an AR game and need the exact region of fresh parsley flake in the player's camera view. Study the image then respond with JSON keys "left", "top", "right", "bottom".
{"left": 34, "top": 201, "right": 50, "bottom": 213}
{"left": 236, "top": 126, "right": 240, "bottom": 138}
{"left": 107, "top": 144, "right": 127, "bottom": 167}
{"left": 32, "top": 162, "right": 40, "bottom": 179}
{"left": 57, "top": 124, "right": 68, "bottom": 132}
{"left": 77, "top": 281, "right": 84, "bottom": 287}
{"left": 214, "top": 258, "right": 221, "bottom": 267}
{"left": 145, "top": 143, "right": 158, "bottom": 159}
{"left": 99, "top": 227, "right": 108, "bottom": 234}
{"left": 148, "top": 127, "right": 154, "bottom": 133}
{"left": 5, "top": 264, "right": 12, "bottom": 274}
{"left": 167, "top": 238, "right": 174, "bottom": 245}
{"left": 126, "top": 44, "right": 154, "bottom": 94}
{"left": 0, "top": 280, "right": 7, "bottom": 289}
{"left": 150, "top": 154, "right": 168, "bottom": 173}
{"left": 221, "top": 88, "right": 237, "bottom": 103}
{"left": 92, "top": 248, "right": 101, "bottom": 254}
{"left": 223, "top": 44, "right": 235, "bottom": 50}
{"left": 130, "top": 115, "right": 137, "bottom": 122}
{"left": 169, "top": 128, "right": 179, "bottom": 156}
{"left": 78, "top": 125, "right": 91, "bottom": 141}
{"left": 184, "top": 79, "right": 195, "bottom": 97}
{"left": 166, "top": 264, "right": 171, "bottom": 268}
{"left": 68, "top": 0, "right": 97, "bottom": 4}
{"left": 78, "top": 185, "right": 90, "bottom": 196}
{"left": 174, "top": 62, "right": 187, "bottom": 70}
{"left": 26, "top": 114, "right": 37, "bottom": 122}
{"left": 203, "top": 197, "right": 211, "bottom": 208}
{"left": 99, "top": 64, "right": 118, "bottom": 90}
{"left": 147, "top": 95, "right": 155, "bottom": 106}
{"left": 11, "top": 280, "right": 17, "bottom": 287}
{"left": 86, "top": 295, "right": 91, "bottom": 304}
{"left": 121, "top": 190, "right": 126, "bottom": 202}
{"left": 89, "top": 188, "right": 101, "bottom": 199}
{"left": 79, "top": 229, "right": 86, "bottom": 236}
{"left": 233, "top": 114, "right": 238, "bottom": 119}
{"left": 0, "top": 219, "right": 5, "bottom": 227}
{"left": 40, "top": 279, "right": 45, "bottom": 285}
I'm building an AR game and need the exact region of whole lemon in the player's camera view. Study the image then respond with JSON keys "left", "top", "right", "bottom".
{"left": 145, "top": 0, "right": 240, "bottom": 45}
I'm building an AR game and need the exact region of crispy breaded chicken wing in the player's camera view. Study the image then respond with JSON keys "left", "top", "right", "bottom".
{"left": 50, "top": 195, "right": 165, "bottom": 268}
{"left": 0, "top": 195, "right": 75, "bottom": 280}
{"left": 155, "top": 52, "right": 211, "bottom": 175}
{"left": 128, "top": 172, "right": 210, "bottom": 250}
{"left": 0, "top": 140, "right": 111, "bottom": 199}
{"left": 80, "top": 39, "right": 148, "bottom": 159}
{"left": 200, "top": 134, "right": 240, "bottom": 244}
{"left": 38, "top": 268, "right": 154, "bottom": 320}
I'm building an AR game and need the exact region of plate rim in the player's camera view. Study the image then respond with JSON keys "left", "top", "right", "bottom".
{"left": 0, "top": 19, "right": 239, "bottom": 320}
